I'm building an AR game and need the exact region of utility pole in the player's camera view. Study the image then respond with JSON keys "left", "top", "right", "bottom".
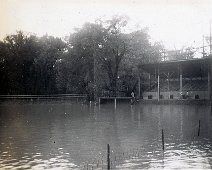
{"left": 210, "top": 20, "right": 212, "bottom": 55}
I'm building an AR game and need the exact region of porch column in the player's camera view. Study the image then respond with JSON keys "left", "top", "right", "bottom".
{"left": 154, "top": 68, "right": 157, "bottom": 91}
{"left": 158, "top": 68, "right": 160, "bottom": 101}
{"left": 180, "top": 64, "right": 183, "bottom": 93}
{"left": 168, "top": 72, "right": 170, "bottom": 99}
{"left": 149, "top": 73, "right": 151, "bottom": 90}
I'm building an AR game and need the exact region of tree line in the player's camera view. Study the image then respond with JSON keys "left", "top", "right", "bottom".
{"left": 0, "top": 16, "right": 164, "bottom": 99}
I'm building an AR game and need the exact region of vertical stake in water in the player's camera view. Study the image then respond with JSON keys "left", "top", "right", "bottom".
{"left": 114, "top": 98, "right": 117, "bottom": 109}
{"left": 162, "top": 129, "right": 165, "bottom": 152}
{"left": 211, "top": 105, "right": 212, "bottom": 116}
{"left": 198, "top": 120, "right": 201, "bottom": 136}
{"left": 107, "top": 144, "right": 110, "bottom": 170}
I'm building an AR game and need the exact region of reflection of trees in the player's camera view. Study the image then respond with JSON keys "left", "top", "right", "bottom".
{"left": 1, "top": 102, "right": 212, "bottom": 168}
{"left": 0, "top": 103, "right": 52, "bottom": 160}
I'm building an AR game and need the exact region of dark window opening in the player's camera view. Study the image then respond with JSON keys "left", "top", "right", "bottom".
{"left": 182, "top": 95, "right": 186, "bottom": 99}
{"left": 195, "top": 94, "right": 199, "bottom": 99}
{"left": 148, "top": 95, "right": 152, "bottom": 99}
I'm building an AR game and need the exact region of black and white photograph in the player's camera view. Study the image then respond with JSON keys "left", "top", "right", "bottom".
{"left": 0, "top": 0, "right": 212, "bottom": 169}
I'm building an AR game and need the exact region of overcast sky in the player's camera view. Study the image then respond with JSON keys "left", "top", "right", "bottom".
{"left": 0, "top": 0, "right": 212, "bottom": 51}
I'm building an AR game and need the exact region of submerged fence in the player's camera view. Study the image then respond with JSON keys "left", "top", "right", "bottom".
{"left": 80, "top": 137, "right": 160, "bottom": 170}
{"left": 0, "top": 94, "right": 86, "bottom": 101}
{"left": 81, "top": 119, "right": 202, "bottom": 170}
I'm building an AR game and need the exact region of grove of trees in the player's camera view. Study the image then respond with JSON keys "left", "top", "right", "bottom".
{"left": 0, "top": 16, "right": 163, "bottom": 99}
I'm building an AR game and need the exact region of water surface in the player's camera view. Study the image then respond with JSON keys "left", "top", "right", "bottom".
{"left": 0, "top": 101, "right": 211, "bottom": 169}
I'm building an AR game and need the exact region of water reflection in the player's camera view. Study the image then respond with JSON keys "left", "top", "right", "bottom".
{"left": 211, "top": 106, "right": 212, "bottom": 116}
{"left": 0, "top": 101, "right": 212, "bottom": 169}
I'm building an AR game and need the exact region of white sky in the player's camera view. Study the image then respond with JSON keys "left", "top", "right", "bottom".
{"left": 0, "top": 0, "right": 212, "bottom": 51}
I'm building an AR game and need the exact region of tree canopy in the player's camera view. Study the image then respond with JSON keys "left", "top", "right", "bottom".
{"left": 0, "top": 16, "right": 163, "bottom": 98}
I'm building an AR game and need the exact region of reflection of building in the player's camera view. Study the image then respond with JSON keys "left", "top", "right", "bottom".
{"left": 140, "top": 57, "right": 211, "bottom": 100}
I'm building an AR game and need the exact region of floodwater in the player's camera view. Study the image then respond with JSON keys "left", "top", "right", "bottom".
{"left": 0, "top": 101, "right": 212, "bottom": 169}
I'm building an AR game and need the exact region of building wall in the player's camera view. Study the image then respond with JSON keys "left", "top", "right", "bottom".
{"left": 143, "top": 91, "right": 210, "bottom": 100}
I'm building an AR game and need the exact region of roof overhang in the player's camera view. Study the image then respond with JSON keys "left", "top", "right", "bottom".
{"left": 139, "top": 57, "right": 211, "bottom": 77}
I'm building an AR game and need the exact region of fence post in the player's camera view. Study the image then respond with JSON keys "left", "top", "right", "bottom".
{"left": 198, "top": 120, "right": 201, "bottom": 136}
{"left": 107, "top": 144, "right": 110, "bottom": 170}
{"left": 162, "top": 129, "right": 165, "bottom": 151}
{"left": 114, "top": 98, "right": 117, "bottom": 109}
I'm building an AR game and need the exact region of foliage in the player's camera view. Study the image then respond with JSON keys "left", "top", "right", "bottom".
{"left": 0, "top": 17, "right": 162, "bottom": 98}
{"left": 0, "top": 31, "right": 66, "bottom": 94}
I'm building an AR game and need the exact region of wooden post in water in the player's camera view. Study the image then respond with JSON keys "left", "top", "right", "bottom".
{"left": 96, "top": 160, "right": 99, "bottom": 168}
{"left": 114, "top": 98, "right": 117, "bottom": 109}
{"left": 107, "top": 144, "right": 110, "bottom": 170}
{"left": 211, "top": 105, "right": 212, "bottom": 116}
{"left": 198, "top": 120, "right": 201, "bottom": 136}
{"left": 98, "top": 98, "right": 101, "bottom": 111}
{"left": 162, "top": 129, "right": 165, "bottom": 151}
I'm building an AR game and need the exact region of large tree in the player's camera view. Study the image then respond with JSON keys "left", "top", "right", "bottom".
{"left": 34, "top": 35, "right": 66, "bottom": 94}
{"left": 1, "top": 31, "right": 39, "bottom": 94}
{"left": 56, "top": 16, "right": 163, "bottom": 98}
{"left": 0, "top": 31, "right": 66, "bottom": 95}
{"left": 97, "top": 16, "right": 129, "bottom": 96}
{"left": 55, "top": 22, "right": 106, "bottom": 99}
{"left": 117, "top": 29, "right": 163, "bottom": 97}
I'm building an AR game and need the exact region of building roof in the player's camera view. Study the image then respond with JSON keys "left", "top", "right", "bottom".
{"left": 140, "top": 57, "right": 211, "bottom": 78}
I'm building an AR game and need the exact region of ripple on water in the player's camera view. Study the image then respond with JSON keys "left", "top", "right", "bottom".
{"left": 114, "top": 140, "right": 212, "bottom": 169}
{"left": 0, "top": 103, "right": 212, "bottom": 169}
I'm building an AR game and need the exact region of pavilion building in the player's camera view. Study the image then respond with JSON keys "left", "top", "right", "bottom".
{"left": 140, "top": 57, "right": 211, "bottom": 101}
